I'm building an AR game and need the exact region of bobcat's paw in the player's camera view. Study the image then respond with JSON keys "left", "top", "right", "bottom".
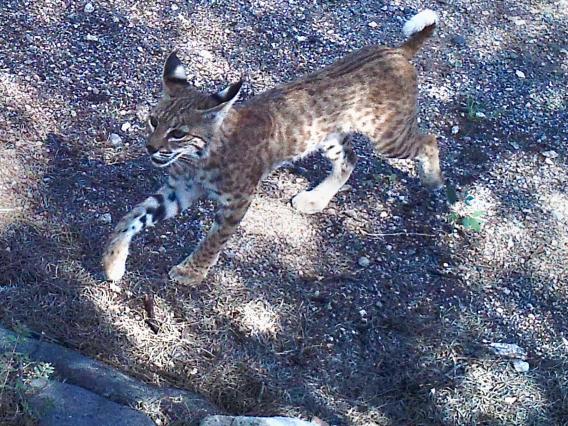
{"left": 102, "top": 238, "right": 129, "bottom": 282}
{"left": 168, "top": 264, "right": 207, "bottom": 286}
{"left": 291, "top": 190, "right": 328, "bottom": 214}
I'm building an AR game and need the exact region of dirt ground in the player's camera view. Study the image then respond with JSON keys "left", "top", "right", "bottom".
{"left": 1, "top": 0, "right": 567, "bottom": 424}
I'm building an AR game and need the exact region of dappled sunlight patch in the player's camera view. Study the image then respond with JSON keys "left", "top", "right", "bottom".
{"left": 424, "top": 83, "right": 455, "bottom": 102}
{"left": 232, "top": 198, "right": 319, "bottom": 264}
{"left": 480, "top": 221, "right": 529, "bottom": 265}
{"left": 344, "top": 406, "right": 390, "bottom": 425}
{"left": 435, "top": 362, "right": 547, "bottom": 424}
{"left": 240, "top": 198, "right": 315, "bottom": 241}
{"left": 86, "top": 282, "right": 209, "bottom": 372}
{"left": 454, "top": 185, "right": 497, "bottom": 219}
{"left": 0, "top": 72, "right": 59, "bottom": 129}
{"left": 541, "top": 191, "right": 568, "bottom": 225}
{"left": 233, "top": 299, "right": 282, "bottom": 341}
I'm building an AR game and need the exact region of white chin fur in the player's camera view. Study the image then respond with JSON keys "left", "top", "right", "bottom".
{"left": 403, "top": 9, "right": 438, "bottom": 37}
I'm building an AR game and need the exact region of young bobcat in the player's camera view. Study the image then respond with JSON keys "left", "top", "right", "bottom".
{"left": 102, "top": 10, "right": 444, "bottom": 285}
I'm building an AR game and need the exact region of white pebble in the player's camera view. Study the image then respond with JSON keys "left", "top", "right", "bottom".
{"left": 98, "top": 213, "right": 112, "bottom": 224}
{"left": 368, "top": 21, "right": 378, "bottom": 28}
{"left": 198, "top": 49, "right": 213, "bottom": 60}
{"left": 358, "top": 256, "right": 370, "bottom": 268}
{"left": 513, "top": 360, "right": 529, "bottom": 373}
{"left": 121, "top": 122, "right": 131, "bottom": 132}
{"left": 541, "top": 150, "right": 558, "bottom": 159}
{"left": 84, "top": 2, "right": 95, "bottom": 13}
{"left": 515, "top": 70, "right": 526, "bottom": 79}
{"left": 109, "top": 283, "right": 122, "bottom": 293}
{"left": 108, "top": 133, "right": 123, "bottom": 146}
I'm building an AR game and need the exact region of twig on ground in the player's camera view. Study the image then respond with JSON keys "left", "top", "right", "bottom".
{"left": 143, "top": 294, "right": 160, "bottom": 334}
{"left": 360, "top": 230, "right": 435, "bottom": 238}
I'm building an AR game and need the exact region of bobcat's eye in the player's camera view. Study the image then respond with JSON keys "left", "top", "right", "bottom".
{"left": 148, "top": 116, "right": 158, "bottom": 129}
{"left": 168, "top": 129, "right": 188, "bottom": 140}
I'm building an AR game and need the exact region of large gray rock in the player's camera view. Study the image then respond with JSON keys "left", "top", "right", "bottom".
{"left": 0, "top": 327, "right": 219, "bottom": 424}
{"left": 201, "top": 416, "right": 325, "bottom": 426}
{"left": 29, "top": 379, "right": 155, "bottom": 426}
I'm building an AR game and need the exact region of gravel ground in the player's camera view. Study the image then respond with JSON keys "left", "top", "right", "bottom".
{"left": 1, "top": 0, "right": 567, "bottom": 424}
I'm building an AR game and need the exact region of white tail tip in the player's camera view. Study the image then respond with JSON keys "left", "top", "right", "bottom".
{"left": 403, "top": 9, "right": 439, "bottom": 37}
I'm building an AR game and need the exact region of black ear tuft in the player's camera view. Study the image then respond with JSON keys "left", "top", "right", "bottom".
{"left": 163, "top": 50, "right": 189, "bottom": 95}
{"left": 211, "top": 80, "right": 243, "bottom": 105}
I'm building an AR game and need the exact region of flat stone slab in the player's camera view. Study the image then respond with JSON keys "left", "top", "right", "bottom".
{"left": 29, "top": 379, "right": 155, "bottom": 426}
{"left": 201, "top": 416, "right": 327, "bottom": 426}
{"left": 1, "top": 326, "right": 326, "bottom": 426}
{"left": 0, "top": 326, "right": 219, "bottom": 424}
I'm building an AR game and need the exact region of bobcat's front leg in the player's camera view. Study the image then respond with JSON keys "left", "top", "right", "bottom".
{"left": 102, "top": 179, "right": 202, "bottom": 281}
{"left": 169, "top": 196, "right": 252, "bottom": 285}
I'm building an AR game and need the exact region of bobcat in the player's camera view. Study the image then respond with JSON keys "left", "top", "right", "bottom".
{"left": 102, "top": 10, "right": 444, "bottom": 285}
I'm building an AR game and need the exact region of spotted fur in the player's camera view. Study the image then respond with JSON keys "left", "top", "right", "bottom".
{"left": 102, "top": 10, "right": 444, "bottom": 285}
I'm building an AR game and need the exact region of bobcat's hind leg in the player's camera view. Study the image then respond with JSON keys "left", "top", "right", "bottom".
{"left": 102, "top": 179, "right": 202, "bottom": 281}
{"left": 416, "top": 135, "right": 444, "bottom": 190}
{"left": 292, "top": 134, "right": 357, "bottom": 214}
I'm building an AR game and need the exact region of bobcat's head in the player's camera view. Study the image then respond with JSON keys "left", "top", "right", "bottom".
{"left": 146, "top": 51, "right": 242, "bottom": 168}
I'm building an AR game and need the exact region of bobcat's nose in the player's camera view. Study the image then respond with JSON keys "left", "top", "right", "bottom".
{"left": 146, "top": 145, "right": 159, "bottom": 155}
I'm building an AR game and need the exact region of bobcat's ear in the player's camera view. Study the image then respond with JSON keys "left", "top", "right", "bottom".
{"left": 201, "top": 81, "right": 243, "bottom": 125}
{"left": 210, "top": 80, "right": 243, "bottom": 105}
{"left": 163, "top": 50, "right": 189, "bottom": 96}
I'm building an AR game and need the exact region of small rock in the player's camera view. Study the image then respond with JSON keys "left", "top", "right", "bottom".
{"left": 359, "top": 309, "right": 367, "bottom": 317}
{"left": 509, "top": 16, "right": 526, "bottom": 26}
{"left": 108, "top": 133, "right": 123, "bottom": 146}
{"left": 451, "top": 125, "right": 460, "bottom": 135}
{"left": 475, "top": 111, "right": 487, "bottom": 119}
{"left": 490, "top": 342, "right": 527, "bottom": 360}
{"left": 198, "top": 49, "right": 213, "bottom": 60}
{"left": 158, "top": 246, "right": 166, "bottom": 254}
{"left": 515, "top": 70, "right": 526, "bottom": 79}
{"left": 171, "top": 4, "right": 179, "bottom": 11}
{"left": 368, "top": 21, "right": 378, "bottom": 28}
{"left": 98, "top": 213, "right": 112, "bottom": 224}
{"left": 541, "top": 150, "right": 558, "bottom": 159}
{"left": 451, "top": 34, "right": 467, "bottom": 46}
{"left": 296, "top": 35, "right": 307, "bottom": 42}
{"left": 109, "top": 283, "right": 122, "bottom": 293}
{"left": 121, "top": 122, "right": 131, "bottom": 132}
{"left": 86, "top": 34, "right": 99, "bottom": 42}
{"left": 504, "top": 396, "right": 517, "bottom": 404}
{"left": 84, "top": 2, "right": 95, "bottom": 13}
{"left": 380, "top": 211, "right": 388, "bottom": 218}
{"left": 358, "top": 256, "right": 370, "bottom": 268}
{"left": 513, "top": 359, "right": 529, "bottom": 373}
{"left": 136, "top": 105, "right": 149, "bottom": 122}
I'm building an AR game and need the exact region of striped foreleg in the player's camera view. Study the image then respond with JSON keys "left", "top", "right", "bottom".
{"left": 102, "top": 180, "right": 201, "bottom": 281}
